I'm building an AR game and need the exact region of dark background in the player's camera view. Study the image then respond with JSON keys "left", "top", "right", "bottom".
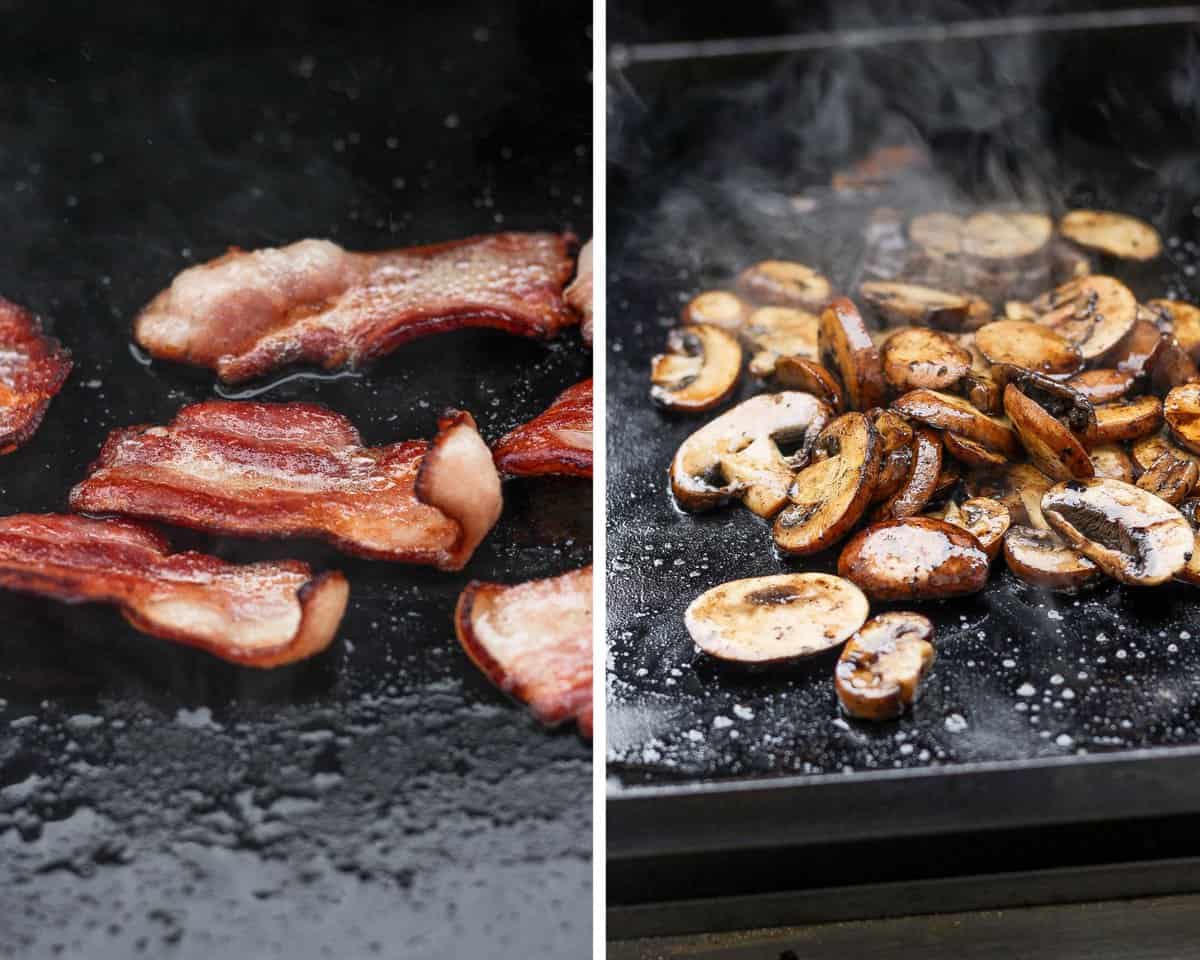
{"left": 0, "top": 3, "right": 592, "bottom": 958}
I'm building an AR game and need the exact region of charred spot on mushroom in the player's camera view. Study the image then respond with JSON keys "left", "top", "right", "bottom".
{"left": 995, "top": 365, "right": 1096, "bottom": 433}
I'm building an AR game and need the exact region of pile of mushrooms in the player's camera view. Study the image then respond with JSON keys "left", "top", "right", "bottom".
{"left": 654, "top": 208, "right": 1200, "bottom": 720}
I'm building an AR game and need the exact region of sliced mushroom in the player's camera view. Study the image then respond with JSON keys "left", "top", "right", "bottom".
{"left": 880, "top": 327, "right": 972, "bottom": 392}
{"left": 670, "top": 392, "right": 832, "bottom": 517}
{"left": 1131, "top": 432, "right": 1200, "bottom": 474}
{"left": 957, "top": 333, "right": 1004, "bottom": 415}
{"left": 1059, "top": 210, "right": 1162, "bottom": 261}
{"left": 942, "top": 431, "right": 1008, "bottom": 470}
{"left": 1003, "top": 525, "right": 1102, "bottom": 592}
{"left": 909, "top": 211, "right": 964, "bottom": 259}
{"left": 1149, "top": 299, "right": 1200, "bottom": 362}
{"left": 1164, "top": 383, "right": 1200, "bottom": 455}
{"left": 931, "top": 496, "right": 1011, "bottom": 559}
{"left": 773, "top": 412, "right": 881, "bottom": 556}
{"left": 1149, "top": 334, "right": 1200, "bottom": 394}
{"left": 1035, "top": 276, "right": 1138, "bottom": 361}
{"left": 994, "top": 366, "right": 1096, "bottom": 433}
{"left": 967, "top": 463, "right": 1053, "bottom": 529}
{"left": 737, "top": 260, "right": 832, "bottom": 311}
{"left": 838, "top": 516, "right": 990, "bottom": 601}
{"left": 650, "top": 325, "right": 743, "bottom": 412}
{"left": 682, "top": 290, "right": 748, "bottom": 331}
{"left": 961, "top": 211, "right": 1053, "bottom": 264}
{"left": 743, "top": 306, "right": 820, "bottom": 376}
{"left": 835, "top": 612, "right": 936, "bottom": 721}
{"left": 1136, "top": 451, "right": 1198, "bottom": 505}
{"left": 770, "top": 356, "right": 845, "bottom": 411}
{"left": 1089, "top": 445, "right": 1135, "bottom": 482}
{"left": 1103, "top": 316, "right": 1163, "bottom": 378}
{"left": 1042, "top": 478, "right": 1193, "bottom": 586}
{"left": 873, "top": 427, "right": 942, "bottom": 521}
{"left": 892, "top": 388, "right": 1021, "bottom": 459}
{"left": 1081, "top": 396, "right": 1163, "bottom": 447}
{"left": 1004, "top": 300, "right": 1038, "bottom": 322}
{"left": 1003, "top": 384, "right": 1094, "bottom": 481}
{"left": 860, "top": 281, "right": 973, "bottom": 330}
{"left": 975, "top": 319, "right": 1082, "bottom": 375}
{"left": 1176, "top": 498, "right": 1200, "bottom": 586}
{"left": 871, "top": 409, "right": 915, "bottom": 502}
{"left": 819, "top": 297, "right": 887, "bottom": 412}
{"left": 684, "top": 573, "right": 869, "bottom": 665}
{"left": 1067, "top": 368, "right": 1135, "bottom": 404}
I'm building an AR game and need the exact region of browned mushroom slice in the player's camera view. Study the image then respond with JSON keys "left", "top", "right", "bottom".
{"left": 744, "top": 306, "right": 820, "bottom": 377}
{"left": 1177, "top": 499, "right": 1200, "bottom": 585}
{"left": 873, "top": 428, "right": 942, "bottom": 521}
{"left": 892, "top": 388, "right": 1021, "bottom": 459}
{"left": 682, "top": 290, "right": 747, "bottom": 331}
{"left": 1103, "top": 316, "right": 1163, "bottom": 378}
{"left": 650, "top": 325, "right": 743, "bottom": 413}
{"left": 835, "top": 612, "right": 935, "bottom": 721}
{"left": 684, "top": 573, "right": 869, "bottom": 665}
{"left": 931, "top": 460, "right": 962, "bottom": 503}
{"left": 860, "top": 281, "right": 973, "bottom": 330}
{"left": 670, "top": 392, "right": 832, "bottom": 517}
{"left": 1003, "top": 525, "right": 1102, "bottom": 592}
{"left": 1004, "top": 300, "right": 1038, "bottom": 322}
{"left": 1089, "top": 445, "right": 1135, "bottom": 482}
{"left": 994, "top": 366, "right": 1096, "bottom": 433}
{"left": 909, "top": 211, "right": 964, "bottom": 259}
{"left": 879, "top": 326, "right": 972, "bottom": 392}
{"left": 931, "top": 496, "right": 1011, "bottom": 559}
{"left": 1082, "top": 397, "right": 1163, "bottom": 447}
{"left": 736, "top": 260, "right": 833, "bottom": 311}
{"left": 1151, "top": 336, "right": 1200, "bottom": 394}
{"left": 1136, "top": 451, "right": 1198, "bottom": 505}
{"left": 771, "top": 356, "right": 845, "bottom": 411}
{"left": 967, "top": 463, "right": 1053, "bottom": 528}
{"left": 942, "top": 431, "right": 1007, "bottom": 469}
{"left": 870, "top": 409, "right": 914, "bottom": 501}
{"left": 957, "top": 335, "right": 1004, "bottom": 414}
{"left": 1035, "top": 276, "right": 1138, "bottom": 361}
{"left": 1164, "top": 384, "right": 1200, "bottom": 455}
{"left": 962, "top": 211, "right": 1053, "bottom": 264}
{"left": 1003, "top": 384, "right": 1093, "bottom": 481}
{"left": 819, "top": 297, "right": 887, "bottom": 412}
{"left": 1149, "top": 299, "right": 1200, "bottom": 361}
{"left": 1059, "top": 210, "right": 1162, "bottom": 262}
{"left": 1067, "top": 368, "right": 1135, "bottom": 404}
{"left": 1132, "top": 432, "right": 1200, "bottom": 474}
{"left": 838, "top": 516, "right": 989, "bottom": 601}
{"left": 773, "top": 412, "right": 881, "bottom": 556}
{"left": 975, "top": 319, "right": 1082, "bottom": 376}
{"left": 1042, "top": 478, "right": 1193, "bottom": 586}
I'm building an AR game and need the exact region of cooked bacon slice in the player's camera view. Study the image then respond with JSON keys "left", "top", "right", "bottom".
{"left": 493, "top": 379, "right": 593, "bottom": 478}
{"left": 134, "top": 232, "right": 578, "bottom": 382}
{"left": 455, "top": 565, "right": 592, "bottom": 735}
{"left": 566, "top": 238, "right": 593, "bottom": 345}
{"left": 0, "top": 514, "right": 347, "bottom": 667}
{"left": 0, "top": 298, "right": 72, "bottom": 454}
{"left": 70, "top": 402, "right": 502, "bottom": 570}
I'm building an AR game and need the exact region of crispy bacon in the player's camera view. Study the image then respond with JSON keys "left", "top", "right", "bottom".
{"left": 566, "top": 238, "right": 593, "bottom": 346}
{"left": 455, "top": 565, "right": 592, "bottom": 736}
{"left": 0, "top": 514, "right": 347, "bottom": 667}
{"left": 70, "top": 401, "right": 502, "bottom": 571}
{"left": 0, "top": 297, "right": 72, "bottom": 454}
{"left": 134, "top": 232, "right": 578, "bottom": 382}
{"left": 493, "top": 379, "right": 593, "bottom": 478}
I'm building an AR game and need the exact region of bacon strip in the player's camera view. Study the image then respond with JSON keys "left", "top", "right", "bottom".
{"left": 455, "top": 566, "right": 592, "bottom": 736}
{"left": 0, "top": 514, "right": 348, "bottom": 667}
{"left": 134, "top": 232, "right": 578, "bottom": 382}
{"left": 0, "top": 298, "right": 72, "bottom": 454}
{"left": 70, "top": 402, "right": 502, "bottom": 571}
{"left": 493, "top": 379, "right": 593, "bottom": 478}
{"left": 566, "top": 238, "right": 593, "bottom": 346}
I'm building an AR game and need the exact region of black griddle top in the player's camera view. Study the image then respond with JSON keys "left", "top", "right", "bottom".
{"left": 606, "top": 21, "right": 1200, "bottom": 809}
{"left": 0, "top": 3, "right": 592, "bottom": 957}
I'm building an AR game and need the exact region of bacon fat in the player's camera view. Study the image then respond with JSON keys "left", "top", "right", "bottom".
{"left": 566, "top": 238, "right": 593, "bottom": 346}
{"left": 134, "top": 232, "right": 578, "bottom": 382}
{"left": 0, "top": 514, "right": 347, "bottom": 667}
{"left": 455, "top": 565, "right": 592, "bottom": 736}
{"left": 70, "top": 401, "right": 502, "bottom": 571}
{"left": 0, "top": 298, "right": 72, "bottom": 454}
{"left": 493, "top": 379, "right": 593, "bottom": 478}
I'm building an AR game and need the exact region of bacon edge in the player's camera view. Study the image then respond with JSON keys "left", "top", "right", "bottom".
{"left": 565, "top": 238, "right": 593, "bottom": 347}
{"left": 0, "top": 298, "right": 72, "bottom": 454}
{"left": 493, "top": 379, "right": 593, "bottom": 478}
{"left": 454, "top": 566, "right": 593, "bottom": 737}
